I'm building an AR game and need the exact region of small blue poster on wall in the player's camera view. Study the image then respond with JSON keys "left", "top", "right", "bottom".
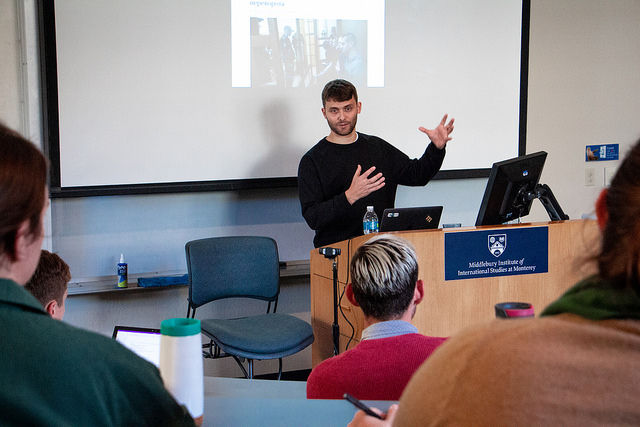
{"left": 586, "top": 144, "right": 619, "bottom": 162}
{"left": 444, "top": 227, "right": 548, "bottom": 281}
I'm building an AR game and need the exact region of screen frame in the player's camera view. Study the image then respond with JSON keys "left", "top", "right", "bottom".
{"left": 38, "top": 0, "right": 531, "bottom": 198}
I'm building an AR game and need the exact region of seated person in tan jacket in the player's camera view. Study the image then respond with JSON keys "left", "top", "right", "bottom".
{"left": 349, "top": 138, "right": 640, "bottom": 426}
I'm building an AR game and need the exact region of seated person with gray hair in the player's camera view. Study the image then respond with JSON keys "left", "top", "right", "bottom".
{"left": 25, "top": 250, "right": 70, "bottom": 320}
{"left": 306, "top": 234, "right": 446, "bottom": 400}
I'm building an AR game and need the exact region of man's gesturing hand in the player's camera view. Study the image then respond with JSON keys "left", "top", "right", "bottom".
{"left": 345, "top": 165, "right": 385, "bottom": 205}
{"left": 419, "top": 114, "right": 455, "bottom": 149}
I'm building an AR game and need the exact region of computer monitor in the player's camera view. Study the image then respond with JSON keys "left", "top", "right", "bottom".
{"left": 476, "top": 151, "right": 549, "bottom": 226}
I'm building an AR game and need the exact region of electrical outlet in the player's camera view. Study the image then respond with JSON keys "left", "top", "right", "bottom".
{"left": 585, "top": 168, "right": 595, "bottom": 186}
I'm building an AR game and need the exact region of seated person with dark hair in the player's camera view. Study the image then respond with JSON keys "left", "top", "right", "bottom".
{"left": 25, "top": 250, "right": 70, "bottom": 320}
{"left": 306, "top": 234, "right": 446, "bottom": 400}
{"left": 0, "top": 123, "right": 196, "bottom": 426}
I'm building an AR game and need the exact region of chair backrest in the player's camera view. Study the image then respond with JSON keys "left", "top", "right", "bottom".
{"left": 185, "top": 236, "right": 280, "bottom": 309}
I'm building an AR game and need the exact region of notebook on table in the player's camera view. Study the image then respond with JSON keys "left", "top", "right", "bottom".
{"left": 379, "top": 206, "right": 443, "bottom": 232}
{"left": 112, "top": 326, "right": 161, "bottom": 367}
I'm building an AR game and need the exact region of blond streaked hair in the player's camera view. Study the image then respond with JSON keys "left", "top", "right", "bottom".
{"left": 349, "top": 234, "right": 419, "bottom": 320}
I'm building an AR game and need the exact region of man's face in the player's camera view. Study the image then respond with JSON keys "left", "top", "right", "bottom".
{"left": 322, "top": 96, "right": 361, "bottom": 137}
{"left": 338, "top": 37, "right": 351, "bottom": 53}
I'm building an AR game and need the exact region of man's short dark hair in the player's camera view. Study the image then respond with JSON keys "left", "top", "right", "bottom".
{"left": 322, "top": 79, "right": 358, "bottom": 107}
{"left": 349, "top": 235, "right": 419, "bottom": 320}
{"left": 25, "top": 250, "right": 70, "bottom": 307}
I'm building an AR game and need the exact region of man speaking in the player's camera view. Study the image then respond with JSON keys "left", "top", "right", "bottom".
{"left": 297, "top": 79, "right": 454, "bottom": 248}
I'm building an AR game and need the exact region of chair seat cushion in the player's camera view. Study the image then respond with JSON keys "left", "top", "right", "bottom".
{"left": 200, "top": 313, "right": 314, "bottom": 360}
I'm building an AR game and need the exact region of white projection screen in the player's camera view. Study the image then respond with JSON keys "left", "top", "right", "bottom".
{"left": 40, "top": 0, "right": 529, "bottom": 197}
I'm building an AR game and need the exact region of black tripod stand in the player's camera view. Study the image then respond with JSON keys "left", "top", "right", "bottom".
{"left": 319, "top": 247, "right": 341, "bottom": 356}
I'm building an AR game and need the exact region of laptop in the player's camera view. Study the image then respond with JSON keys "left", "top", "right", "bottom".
{"left": 379, "top": 206, "right": 443, "bottom": 232}
{"left": 112, "top": 326, "right": 161, "bottom": 367}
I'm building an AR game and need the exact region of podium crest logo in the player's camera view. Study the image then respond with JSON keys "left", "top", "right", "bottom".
{"left": 488, "top": 234, "right": 506, "bottom": 257}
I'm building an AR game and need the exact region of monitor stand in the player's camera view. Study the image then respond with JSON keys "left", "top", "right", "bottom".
{"left": 525, "top": 183, "right": 570, "bottom": 221}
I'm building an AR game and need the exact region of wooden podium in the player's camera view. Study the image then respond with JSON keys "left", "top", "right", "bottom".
{"left": 310, "top": 219, "right": 599, "bottom": 367}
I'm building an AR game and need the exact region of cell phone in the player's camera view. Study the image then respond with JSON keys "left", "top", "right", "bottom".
{"left": 343, "top": 393, "right": 383, "bottom": 420}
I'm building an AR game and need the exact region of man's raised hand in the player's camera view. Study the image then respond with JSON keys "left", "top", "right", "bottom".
{"left": 419, "top": 114, "right": 455, "bottom": 149}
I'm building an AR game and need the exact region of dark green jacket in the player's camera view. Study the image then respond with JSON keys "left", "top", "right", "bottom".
{"left": 542, "top": 274, "right": 640, "bottom": 320}
{"left": 0, "top": 278, "right": 195, "bottom": 426}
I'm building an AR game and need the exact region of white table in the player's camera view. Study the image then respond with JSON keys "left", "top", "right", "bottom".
{"left": 201, "top": 377, "right": 395, "bottom": 427}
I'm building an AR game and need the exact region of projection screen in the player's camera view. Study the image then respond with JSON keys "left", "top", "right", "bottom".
{"left": 40, "top": 0, "right": 529, "bottom": 197}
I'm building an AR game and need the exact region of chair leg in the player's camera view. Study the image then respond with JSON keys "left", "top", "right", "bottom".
{"left": 277, "top": 358, "right": 283, "bottom": 380}
{"left": 248, "top": 359, "right": 253, "bottom": 379}
{"left": 231, "top": 355, "right": 249, "bottom": 379}
{"left": 202, "top": 341, "right": 213, "bottom": 359}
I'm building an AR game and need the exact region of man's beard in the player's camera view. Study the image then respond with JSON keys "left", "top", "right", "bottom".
{"left": 328, "top": 116, "right": 357, "bottom": 136}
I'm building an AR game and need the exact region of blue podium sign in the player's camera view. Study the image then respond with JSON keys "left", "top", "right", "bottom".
{"left": 444, "top": 227, "right": 548, "bottom": 281}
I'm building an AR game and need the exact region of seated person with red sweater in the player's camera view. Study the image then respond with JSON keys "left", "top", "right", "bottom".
{"left": 306, "top": 234, "right": 446, "bottom": 400}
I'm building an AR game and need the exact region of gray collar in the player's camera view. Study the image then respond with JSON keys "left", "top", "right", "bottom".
{"left": 361, "top": 320, "right": 418, "bottom": 341}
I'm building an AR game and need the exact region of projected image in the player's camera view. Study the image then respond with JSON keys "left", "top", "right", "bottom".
{"left": 250, "top": 18, "right": 367, "bottom": 88}
{"left": 232, "top": 0, "right": 384, "bottom": 88}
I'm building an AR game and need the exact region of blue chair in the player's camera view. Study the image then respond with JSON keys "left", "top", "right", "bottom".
{"left": 185, "top": 236, "right": 314, "bottom": 379}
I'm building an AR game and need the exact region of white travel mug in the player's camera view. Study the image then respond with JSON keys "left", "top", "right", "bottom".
{"left": 159, "top": 318, "right": 204, "bottom": 421}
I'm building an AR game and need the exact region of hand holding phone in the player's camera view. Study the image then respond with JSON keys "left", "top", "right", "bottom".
{"left": 343, "top": 393, "right": 383, "bottom": 420}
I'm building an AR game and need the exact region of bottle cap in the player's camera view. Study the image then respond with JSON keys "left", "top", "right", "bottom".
{"left": 367, "top": 206, "right": 374, "bottom": 210}
{"left": 119, "top": 253, "right": 125, "bottom": 264}
{"left": 161, "top": 318, "right": 201, "bottom": 336}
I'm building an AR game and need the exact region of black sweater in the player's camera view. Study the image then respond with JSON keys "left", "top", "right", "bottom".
{"left": 297, "top": 132, "right": 445, "bottom": 248}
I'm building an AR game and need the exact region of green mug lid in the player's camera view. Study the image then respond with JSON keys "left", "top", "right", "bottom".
{"left": 161, "top": 318, "right": 201, "bottom": 336}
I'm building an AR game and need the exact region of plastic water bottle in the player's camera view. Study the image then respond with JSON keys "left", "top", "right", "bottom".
{"left": 363, "top": 206, "right": 379, "bottom": 234}
{"left": 159, "top": 318, "right": 204, "bottom": 422}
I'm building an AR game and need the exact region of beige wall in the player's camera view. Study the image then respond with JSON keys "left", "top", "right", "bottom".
{"left": 525, "top": 0, "right": 640, "bottom": 222}
{"left": 396, "top": 0, "right": 640, "bottom": 224}
{"left": 0, "top": 1, "right": 21, "bottom": 130}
